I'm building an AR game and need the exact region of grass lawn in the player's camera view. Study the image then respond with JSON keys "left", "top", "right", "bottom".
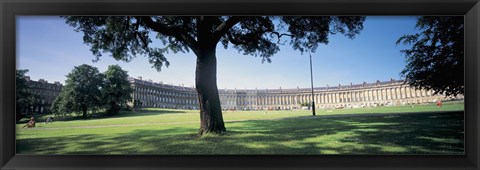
{"left": 16, "top": 102, "right": 464, "bottom": 154}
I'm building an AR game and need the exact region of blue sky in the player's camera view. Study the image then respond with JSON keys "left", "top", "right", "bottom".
{"left": 17, "top": 16, "right": 418, "bottom": 89}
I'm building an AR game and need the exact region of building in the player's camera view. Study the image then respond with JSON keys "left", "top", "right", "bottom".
{"left": 128, "top": 77, "right": 199, "bottom": 109}
{"left": 25, "top": 77, "right": 63, "bottom": 113}
{"left": 23, "top": 76, "right": 463, "bottom": 113}
{"left": 129, "top": 77, "right": 464, "bottom": 110}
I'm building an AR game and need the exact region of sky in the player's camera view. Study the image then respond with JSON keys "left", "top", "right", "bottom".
{"left": 17, "top": 16, "right": 419, "bottom": 89}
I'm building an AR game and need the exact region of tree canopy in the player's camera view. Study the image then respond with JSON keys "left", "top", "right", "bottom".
{"left": 64, "top": 16, "right": 365, "bottom": 71}
{"left": 52, "top": 64, "right": 134, "bottom": 117}
{"left": 64, "top": 16, "right": 365, "bottom": 135}
{"left": 397, "top": 16, "right": 464, "bottom": 97}
{"left": 102, "top": 65, "right": 134, "bottom": 114}
{"left": 52, "top": 64, "right": 104, "bottom": 118}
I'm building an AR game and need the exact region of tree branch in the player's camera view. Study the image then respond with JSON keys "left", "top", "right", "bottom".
{"left": 131, "top": 20, "right": 150, "bottom": 51}
{"left": 138, "top": 16, "right": 198, "bottom": 53}
{"left": 212, "top": 16, "right": 244, "bottom": 43}
{"left": 269, "top": 32, "right": 293, "bottom": 44}
{"left": 226, "top": 32, "right": 247, "bottom": 45}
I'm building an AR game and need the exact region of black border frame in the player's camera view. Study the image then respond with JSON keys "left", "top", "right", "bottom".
{"left": 1, "top": 0, "right": 479, "bottom": 169}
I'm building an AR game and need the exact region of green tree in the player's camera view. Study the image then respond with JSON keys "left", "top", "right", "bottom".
{"left": 52, "top": 64, "right": 104, "bottom": 118}
{"left": 396, "top": 16, "right": 464, "bottom": 97}
{"left": 102, "top": 65, "right": 134, "bottom": 115}
{"left": 64, "top": 16, "right": 365, "bottom": 135}
{"left": 16, "top": 69, "right": 37, "bottom": 121}
{"left": 51, "top": 91, "right": 69, "bottom": 115}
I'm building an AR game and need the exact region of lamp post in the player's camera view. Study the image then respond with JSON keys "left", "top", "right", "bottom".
{"left": 309, "top": 50, "right": 316, "bottom": 116}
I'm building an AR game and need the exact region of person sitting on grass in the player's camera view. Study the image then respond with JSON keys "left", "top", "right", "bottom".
{"left": 45, "top": 116, "right": 53, "bottom": 124}
{"left": 22, "top": 117, "right": 36, "bottom": 128}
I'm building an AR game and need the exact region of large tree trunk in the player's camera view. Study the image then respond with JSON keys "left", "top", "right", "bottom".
{"left": 194, "top": 16, "right": 227, "bottom": 135}
{"left": 195, "top": 47, "right": 226, "bottom": 135}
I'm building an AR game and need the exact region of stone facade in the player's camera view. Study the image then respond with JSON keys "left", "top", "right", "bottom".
{"left": 23, "top": 76, "right": 463, "bottom": 113}
{"left": 128, "top": 77, "right": 199, "bottom": 109}
{"left": 25, "top": 77, "right": 63, "bottom": 113}
{"left": 129, "top": 77, "right": 464, "bottom": 110}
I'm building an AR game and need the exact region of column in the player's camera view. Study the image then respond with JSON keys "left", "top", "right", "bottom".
{"left": 320, "top": 94, "right": 324, "bottom": 104}
{"left": 387, "top": 88, "right": 392, "bottom": 100}
{"left": 336, "top": 93, "right": 339, "bottom": 103}
{"left": 331, "top": 93, "right": 334, "bottom": 103}
{"left": 371, "top": 90, "right": 375, "bottom": 101}
{"left": 368, "top": 90, "right": 373, "bottom": 101}
{"left": 396, "top": 87, "right": 400, "bottom": 99}
{"left": 382, "top": 89, "right": 386, "bottom": 103}
{"left": 406, "top": 88, "right": 411, "bottom": 98}
{"left": 349, "top": 92, "right": 353, "bottom": 103}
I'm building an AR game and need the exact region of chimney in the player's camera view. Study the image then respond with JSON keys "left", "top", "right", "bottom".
{"left": 137, "top": 76, "right": 142, "bottom": 80}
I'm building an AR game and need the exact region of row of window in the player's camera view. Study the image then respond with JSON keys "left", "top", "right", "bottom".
{"left": 216, "top": 87, "right": 434, "bottom": 106}
{"left": 29, "top": 83, "right": 62, "bottom": 90}
{"left": 132, "top": 83, "right": 438, "bottom": 107}
{"left": 135, "top": 93, "right": 198, "bottom": 105}
{"left": 31, "top": 89, "right": 60, "bottom": 97}
{"left": 134, "top": 87, "right": 195, "bottom": 98}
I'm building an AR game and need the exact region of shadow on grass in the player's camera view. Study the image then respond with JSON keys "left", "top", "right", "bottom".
{"left": 293, "top": 110, "right": 461, "bottom": 120}
{"left": 16, "top": 111, "right": 464, "bottom": 155}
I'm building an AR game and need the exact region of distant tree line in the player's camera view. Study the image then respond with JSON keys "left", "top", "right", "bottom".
{"left": 51, "top": 64, "right": 134, "bottom": 118}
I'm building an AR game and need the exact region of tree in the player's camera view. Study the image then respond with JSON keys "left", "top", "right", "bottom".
{"left": 102, "top": 65, "right": 134, "bottom": 114}
{"left": 51, "top": 64, "right": 104, "bottom": 118}
{"left": 396, "top": 16, "right": 464, "bottom": 97}
{"left": 16, "top": 69, "right": 37, "bottom": 121}
{"left": 51, "top": 90, "right": 71, "bottom": 116}
{"left": 64, "top": 16, "right": 365, "bottom": 135}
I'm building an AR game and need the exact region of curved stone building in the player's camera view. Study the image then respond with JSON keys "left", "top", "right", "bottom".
{"left": 128, "top": 77, "right": 463, "bottom": 110}
{"left": 129, "top": 77, "right": 199, "bottom": 109}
